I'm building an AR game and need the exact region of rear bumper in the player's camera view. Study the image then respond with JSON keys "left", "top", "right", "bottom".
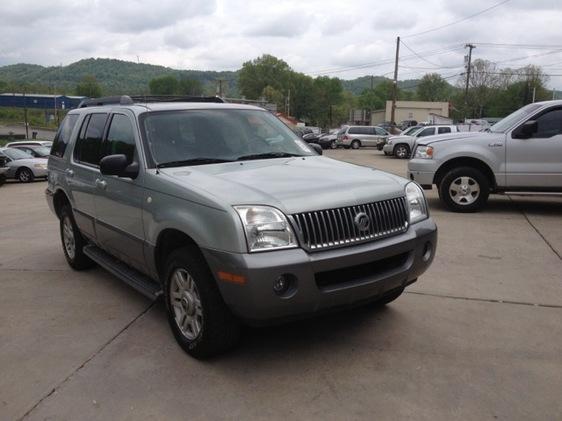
{"left": 202, "top": 217, "right": 437, "bottom": 324}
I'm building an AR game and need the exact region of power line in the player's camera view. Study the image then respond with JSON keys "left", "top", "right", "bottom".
{"left": 400, "top": 39, "right": 464, "bottom": 69}
{"left": 472, "top": 43, "right": 562, "bottom": 50}
{"left": 403, "top": 0, "right": 511, "bottom": 38}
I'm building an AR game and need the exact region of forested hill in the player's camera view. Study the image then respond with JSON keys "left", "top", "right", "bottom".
{"left": 0, "top": 57, "right": 420, "bottom": 97}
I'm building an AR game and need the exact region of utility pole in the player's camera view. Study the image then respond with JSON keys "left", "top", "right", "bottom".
{"left": 532, "top": 86, "right": 536, "bottom": 103}
{"left": 553, "top": 88, "right": 556, "bottom": 100}
{"left": 286, "top": 88, "right": 291, "bottom": 116}
{"left": 370, "top": 75, "right": 374, "bottom": 90}
{"left": 464, "top": 43, "right": 475, "bottom": 103}
{"left": 390, "top": 36, "right": 400, "bottom": 126}
{"left": 23, "top": 90, "right": 29, "bottom": 139}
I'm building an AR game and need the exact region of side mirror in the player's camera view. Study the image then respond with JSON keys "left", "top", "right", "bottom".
{"left": 100, "top": 154, "right": 139, "bottom": 179}
{"left": 513, "top": 120, "right": 538, "bottom": 139}
{"left": 310, "top": 143, "right": 323, "bottom": 155}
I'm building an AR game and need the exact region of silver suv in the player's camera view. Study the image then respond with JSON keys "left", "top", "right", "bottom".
{"left": 383, "top": 125, "right": 459, "bottom": 159}
{"left": 408, "top": 101, "right": 562, "bottom": 212}
{"left": 336, "top": 125, "right": 390, "bottom": 149}
{"left": 46, "top": 96, "right": 437, "bottom": 358}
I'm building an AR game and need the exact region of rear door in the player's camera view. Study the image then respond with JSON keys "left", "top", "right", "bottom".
{"left": 506, "top": 107, "right": 562, "bottom": 189}
{"left": 94, "top": 111, "right": 148, "bottom": 271}
{"left": 70, "top": 113, "right": 108, "bottom": 239}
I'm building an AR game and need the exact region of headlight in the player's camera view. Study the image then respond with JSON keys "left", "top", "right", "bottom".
{"left": 414, "top": 145, "right": 433, "bottom": 159}
{"left": 405, "top": 182, "right": 428, "bottom": 224}
{"left": 234, "top": 206, "right": 297, "bottom": 252}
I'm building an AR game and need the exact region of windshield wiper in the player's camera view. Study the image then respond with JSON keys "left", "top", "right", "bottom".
{"left": 156, "top": 158, "right": 234, "bottom": 168}
{"left": 236, "top": 152, "right": 303, "bottom": 161}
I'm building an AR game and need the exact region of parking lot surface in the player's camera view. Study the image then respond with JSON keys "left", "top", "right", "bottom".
{"left": 1, "top": 149, "right": 561, "bottom": 420}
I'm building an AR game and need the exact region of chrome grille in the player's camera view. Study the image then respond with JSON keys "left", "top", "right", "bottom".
{"left": 290, "top": 197, "right": 409, "bottom": 251}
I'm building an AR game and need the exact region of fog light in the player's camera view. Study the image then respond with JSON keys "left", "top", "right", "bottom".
{"left": 422, "top": 242, "right": 433, "bottom": 262}
{"left": 273, "top": 275, "right": 290, "bottom": 294}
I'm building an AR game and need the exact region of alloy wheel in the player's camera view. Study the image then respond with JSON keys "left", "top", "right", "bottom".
{"left": 170, "top": 268, "right": 204, "bottom": 340}
{"left": 449, "top": 176, "right": 480, "bottom": 205}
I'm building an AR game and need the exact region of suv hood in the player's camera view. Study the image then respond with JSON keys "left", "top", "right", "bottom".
{"left": 159, "top": 156, "right": 407, "bottom": 214}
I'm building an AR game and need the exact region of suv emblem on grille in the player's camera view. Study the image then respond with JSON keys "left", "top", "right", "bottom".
{"left": 354, "top": 212, "right": 370, "bottom": 231}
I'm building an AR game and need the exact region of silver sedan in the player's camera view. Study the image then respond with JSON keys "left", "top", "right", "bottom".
{"left": 0, "top": 147, "right": 48, "bottom": 183}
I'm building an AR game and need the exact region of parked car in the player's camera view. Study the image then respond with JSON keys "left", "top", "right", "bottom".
{"left": 0, "top": 147, "right": 48, "bottom": 182}
{"left": 408, "top": 100, "right": 562, "bottom": 212}
{"left": 6, "top": 140, "right": 53, "bottom": 148}
{"left": 302, "top": 131, "right": 321, "bottom": 143}
{"left": 8, "top": 144, "right": 51, "bottom": 158}
{"left": 317, "top": 132, "right": 338, "bottom": 149}
{"left": 336, "top": 125, "right": 390, "bottom": 149}
{"left": 399, "top": 120, "right": 418, "bottom": 130}
{"left": 376, "top": 125, "right": 422, "bottom": 151}
{"left": 46, "top": 95, "right": 437, "bottom": 358}
{"left": 0, "top": 156, "right": 7, "bottom": 186}
{"left": 383, "top": 125, "right": 459, "bottom": 159}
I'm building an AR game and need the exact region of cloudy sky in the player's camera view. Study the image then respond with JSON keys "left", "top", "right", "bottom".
{"left": 1, "top": 0, "right": 562, "bottom": 87}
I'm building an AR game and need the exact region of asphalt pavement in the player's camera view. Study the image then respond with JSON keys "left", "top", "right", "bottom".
{"left": 1, "top": 149, "right": 561, "bottom": 420}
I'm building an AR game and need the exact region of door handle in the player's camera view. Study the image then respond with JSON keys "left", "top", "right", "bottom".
{"left": 95, "top": 179, "right": 107, "bottom": 190}
{"left": 65, "top": 169, "right": 74, "bottom": 177}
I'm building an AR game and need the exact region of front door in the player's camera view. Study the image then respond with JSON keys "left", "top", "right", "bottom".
{"left": 94, "top": 112, "right": 147, "bottom": 271}
{"left": 507, "top": 107, "right": 562, "bottom": 189}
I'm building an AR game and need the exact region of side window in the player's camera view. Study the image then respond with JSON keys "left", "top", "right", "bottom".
{"left": 375, "top": 127, "right": 387, "bottom": 136}
{"left": 532, "top": 108, "right": 562, "bottom": 138}
{"left": 51, "top": 114, "right": 79, "bottom": 158}
{"left": 417, "top": 127, "right": 435, "bottom": 137}
{"left": 102, "top": 114, "right": 136, "bottom": 163}
{"left": 74, "top": 113, "right": 108, "bottom": 166}
{"left": 349, "top": 127, "right": 360, "bottom": 135}
{"left": 438, "top": 127, "right": 451, "bottom": 134}
{"left": 367, "top": 127, "right": 377, "bottom": 135}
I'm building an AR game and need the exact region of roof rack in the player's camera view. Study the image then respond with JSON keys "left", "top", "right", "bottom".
{"left": 78, "top": 95, "right": 224, "bottom": 108}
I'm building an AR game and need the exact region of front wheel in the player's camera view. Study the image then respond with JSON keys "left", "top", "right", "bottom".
{"left": 165, "top": 247, "right": 240, "bottom": 359}
{"left": 330, "top": 140, "right": 337, "bottom": 149}
{"left": 394, "top": 144, "right": 410, "bottom": 159}
{"left": 17, "top": 167, "right": 34, "bottom": 183}
{"left": 438, "top": 167, "right": 490, "bottom": 212}
{"left": 351, "top": 140, "right": 361, "bottom": 149}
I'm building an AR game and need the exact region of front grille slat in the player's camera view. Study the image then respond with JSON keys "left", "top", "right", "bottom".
{"left": 292, "top": 197, "right": 409, "bottom": 252}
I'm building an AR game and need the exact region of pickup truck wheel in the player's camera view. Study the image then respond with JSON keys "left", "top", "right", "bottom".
{"left": 165, "top": 247, "right": 240, "bottom": 359}
{"left": 394, "top": 144, "right": 410, "bottom": 159}
{"left": 59, "top": 205, "right": 96, "bottom": 270}
{"left": 351, "top": 139, "right": 361, "bottom": 149}
{"left": 439, "top": 167, "right": 490, "bottom": 212}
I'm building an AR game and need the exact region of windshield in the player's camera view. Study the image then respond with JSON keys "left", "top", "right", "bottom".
{"left": 31, "top": 146, "right": 50, "bottom": 157}
{"left": 490, "top": 103, "right": 543, "bottom": 133}
{"left": 2, "top": 148, "right": 33, "bottom": 160}
{"left": 402, "top": 126, "right": 421, "bottom": 136}
{"left": 142, "top": 109, "right": 316, "bottom": 166}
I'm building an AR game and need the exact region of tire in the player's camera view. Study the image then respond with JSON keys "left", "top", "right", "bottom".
{"left": 438, "top": 166, "right": 490, "bottom": 212}
{"left": 393, "top": 144, "right": 410, "bottom": 159}
{"left": 164, "top": 246, "right": 240, "bottom": 359}
{"left": 351, "top": 139, "right": 361, "bottom": 149}
{"left": 17, "top": 167, "right": 34, "bottom": 183}
{"left": 330, "top": 140, "right": 337, "bottom": 149}
{"left": 0, "top": 174, "right": 6, "bottom": 186}
{"left": 59, "top": 205, "right": 96, "bottom": 270}
{"left": 373, "top": 287, "right": 405, "bottom": 306}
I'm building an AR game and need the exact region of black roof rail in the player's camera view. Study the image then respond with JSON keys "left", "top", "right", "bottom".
{"left": 78, "top": 95, "right": 225, "bottom": 108}
{"left": 78, "top": 95, "right": 134, "bottom": 108}
{"left": 129, "top": 95, "right": 225, "bottom": 104}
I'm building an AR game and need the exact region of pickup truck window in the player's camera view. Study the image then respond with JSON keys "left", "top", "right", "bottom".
{"left": 490, "top": 103, "right": 542, "bottom": 133}
{"left": 417, "top": 127, "right": 435, "bottom": 137}
{"left": 532, "top": 108, "right": 562, "bottom": 138}
{"left": 438, "top": 127, "right": 451, "bottom": 134}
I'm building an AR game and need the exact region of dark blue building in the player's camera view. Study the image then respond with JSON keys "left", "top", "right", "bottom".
{"left": 0, "top": 93, "right": 87, "bottom": 110}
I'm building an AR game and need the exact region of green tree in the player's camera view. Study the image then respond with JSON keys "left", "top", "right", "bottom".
{"left": 178, "top": 77, "right": 203, "bottom": 96}
{"left": 149, "top": 75, "right": 179, "bottom": 95}
{"left": 416, "top": 73, "right": 451, "bottom": 101}
{"left": 311, "top": 76, "right": 344, "bottom": 128}
{"left": 75, "top": 75, "right": 102, "bottom": 98}
{"left": 0, "top": 79, "right": 7, "bottom": 93}
{"left": 357, "top": 88, "right": 384, "bottom": 110}
{"left": 261, "top": 85, "right": 285, "bottom": 110}
{"left": 288, "top": 71, "right": 316, "bottom": 121}
{"left": 238, "top": 54, "right": 291, "bottom": 99}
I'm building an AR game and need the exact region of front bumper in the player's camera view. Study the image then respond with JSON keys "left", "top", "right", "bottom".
{"left": 407, "top": 159, "right": 438, "bottom": 188}
{"left": 202, "top": 218, "right": 437, "bottom": 324}
{"left": 382, "top": 144, "right": 394, "bottom": 154}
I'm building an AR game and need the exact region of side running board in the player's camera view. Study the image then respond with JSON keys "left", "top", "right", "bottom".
{"left": 84, "top": 245, "right": 163, "bottom": 299}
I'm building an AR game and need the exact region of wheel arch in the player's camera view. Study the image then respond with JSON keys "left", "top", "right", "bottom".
{"left": 434, "top": 157, "right": 496, "bottom": 189}
{"left": 53, "top": 189, "right": 71, "bottom": 219}
{"left": 154, "top": 228, "right": 206, "bottom": 281}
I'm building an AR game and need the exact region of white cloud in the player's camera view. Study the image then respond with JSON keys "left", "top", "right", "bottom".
{"left": 0, "top": 0, "right": 561, "bottom": 88}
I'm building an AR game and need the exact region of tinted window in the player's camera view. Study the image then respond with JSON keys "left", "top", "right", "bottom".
{"left": 74, "top": 113, "right": 107, "bottom": 166}
{"left": 51, "top": 114, "right": 79, "bottom": 158}
{"left": 375, "top": 127, "right": 387, "bottom": 136}
{"left": 438, "top": 127, "right": 451, "bottom": 134}
{"left": 103, "top": 114, "right": 136, "bottom": 163}
{"left": 417, "top": 127, "right": 435, "bottom": 137}
{"left": 532, "top": 108, "right": 562, "bottom": 138}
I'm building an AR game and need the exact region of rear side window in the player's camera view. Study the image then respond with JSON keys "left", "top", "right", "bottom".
{"left": 438, "top": 127, "right": 451, "bottom": 134}
{"left": 51, "top": 114, "right": 78, "bottom": 158}
{"left": 74, "top": 113, "right": 108, "bottom": 166}
{"left": 417, "top": 127, "right": 435, "bottom": 137}
{"left": 102, "top": 114, "right": 136, "bottom": 163}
